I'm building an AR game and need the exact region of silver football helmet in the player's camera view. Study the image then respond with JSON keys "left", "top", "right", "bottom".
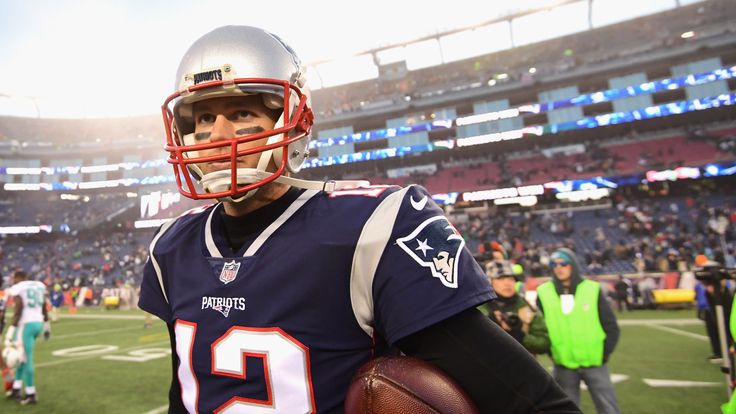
{"left": 162, "top": 25, "right": 316, "bottom": 201}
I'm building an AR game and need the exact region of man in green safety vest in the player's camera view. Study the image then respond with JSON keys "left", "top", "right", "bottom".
{"left": 536, "top": 248, "right": 621, "bottom": 414}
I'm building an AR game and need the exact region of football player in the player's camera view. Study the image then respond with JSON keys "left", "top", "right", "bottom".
{"left": 139, "top": 25, "right": 579, "bottom": 413}
{"left": 0, "top": 288, "right": 14, "bottom": 394}
{"left": 4, "top": 270, "right": 50, "bottom": 404}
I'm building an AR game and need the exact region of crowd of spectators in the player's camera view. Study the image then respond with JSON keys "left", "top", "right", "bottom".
{"left": 687, "top": 125, "right": 736, "bottom": 157}
{"left": 0, "top": 192, "right": 135, "bottom": 231}
{"left": 460, "top": 192, "right": 735, "bottom": 279}
{"left": 0, "top": 229, "right": 150, "bottom": 296}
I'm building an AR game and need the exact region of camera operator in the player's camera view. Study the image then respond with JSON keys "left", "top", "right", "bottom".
{"left": 696, "top": 257, "right": 735, "bottom": 360}
{"left": 479, "top": 259, "right": 550, "bottom": 355}
{"left": 695, "top": 257, "right": 736, "bottom": 413}
{"left": 696, "top": 280, "right": 724, "bottom": 362}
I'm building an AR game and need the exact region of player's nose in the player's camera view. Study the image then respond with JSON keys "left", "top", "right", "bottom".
{"left": 208, "top": 114, "right": 236, "bottom": 142}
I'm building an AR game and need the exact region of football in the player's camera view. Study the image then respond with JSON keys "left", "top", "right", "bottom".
{"left": 1, "top": 344, "right": 24, "bottom": 369}
{"left": 344, "top": 356, "right": 479, "bottom": 414}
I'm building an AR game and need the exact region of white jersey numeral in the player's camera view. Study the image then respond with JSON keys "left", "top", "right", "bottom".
{"left": 175, "top": 321, "right": 315, "bottom": 414}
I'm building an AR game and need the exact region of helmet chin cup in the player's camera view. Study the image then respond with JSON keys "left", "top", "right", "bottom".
{"left": 199, "top": 168, "right": 271, "bottom": 201}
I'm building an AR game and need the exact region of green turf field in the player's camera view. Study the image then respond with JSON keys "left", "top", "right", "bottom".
{"left": 0, "top": 307, "right": 729, "bottom": 413}
{"left": 539, "top": 309, "right": 729, "bottom": 413}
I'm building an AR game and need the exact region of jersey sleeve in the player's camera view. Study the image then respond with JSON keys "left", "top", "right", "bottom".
{"left": 360, "top": 185, "right": 495, "bottom": 345}
{"left": 6, "top": 284, "right": 18, "bottom": 297}
{"left": 138, "top": 227, "right": 174, "bottom": 324}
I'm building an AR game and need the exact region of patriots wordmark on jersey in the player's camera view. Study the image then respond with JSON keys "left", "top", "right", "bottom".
{"left": 139, "top": 185, "right": 494, "bottom": 413}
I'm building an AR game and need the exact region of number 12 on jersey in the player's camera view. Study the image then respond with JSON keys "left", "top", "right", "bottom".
{"left": 175, "top": 321, "right": 316, "bottom": 413}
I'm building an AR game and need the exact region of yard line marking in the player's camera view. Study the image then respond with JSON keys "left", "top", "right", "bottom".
{"left": 53, "top": 325, "right": 144, "bottom": 339}
{"left": 10, "top": 312, "right": 144, "bottom": 325}
{"left": 645, "top": 324, "right": 708, "bottom": 341}
{"left": 643, "top": 378, "right": 721, "bottom": 387}
{"left": 581, "top": 374, "right": 629, "bottom": 389}
{"left": 143, "top": 405, "right": 169, "bottom": 414}
{"left": 60, "top": 314, "right": 146, "bottom": 320}
{"left": 619, "top": 319, "right": 700, "bottom": 326}
{"left": 36, "top": 340, "right": 169, "bottom": 368}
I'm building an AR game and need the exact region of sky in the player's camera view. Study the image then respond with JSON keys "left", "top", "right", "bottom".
{"left": 0, "top": 0, "right": 545, "bottom": 119}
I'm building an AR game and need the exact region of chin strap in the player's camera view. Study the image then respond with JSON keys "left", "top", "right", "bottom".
{"left": 198, "top": 168, "right": 370, "bottom": 202}
{"left": 274, "top": 174, "right": 370, "bottom": 192}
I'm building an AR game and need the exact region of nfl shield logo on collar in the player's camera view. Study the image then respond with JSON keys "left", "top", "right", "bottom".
{"left": 219, "top": 260, "right": 240, "bottom": 284}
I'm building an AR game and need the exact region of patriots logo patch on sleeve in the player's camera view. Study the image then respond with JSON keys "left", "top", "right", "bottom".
{"left": 396, "top": 216, "right": 465, "bottom": 288}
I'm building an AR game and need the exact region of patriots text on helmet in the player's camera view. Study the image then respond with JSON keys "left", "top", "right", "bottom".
{"left": 191, "top": 69, "right": 223, "bottom": 86}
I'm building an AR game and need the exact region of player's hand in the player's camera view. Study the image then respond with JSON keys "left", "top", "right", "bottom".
{"left": 43, "top": 321, "right": 51, "bottom": 341}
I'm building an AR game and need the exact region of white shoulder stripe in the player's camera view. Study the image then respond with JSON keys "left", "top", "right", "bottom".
{"left": 147, "top": 218, "right": 179, "bottom": 304}
{"left": 350, "top": 186, "right": 412, "bottom": 338}
{"left": 244, "top": 190, "right": 319, "bottom": 257}
{"left": 204, "top": 204, "right": 222, "bottom": 257}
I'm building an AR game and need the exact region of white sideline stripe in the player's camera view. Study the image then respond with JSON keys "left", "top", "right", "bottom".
{"left": 53, "top": 325, "right": 144, "bottom": 339}
{"left": 618, "top": 318, "right": 700, "bottom": 326}
{"left": 643, "top": 378, "right": 721, "bottom": 387}
{"left": 36, "top": 340, "right": 169, "bottom": 368}
{"left": 645, "top": 324, "right": 708, "bottom": 341}
{"left": 143, "top": 405, "right": 169, "bottom": 414}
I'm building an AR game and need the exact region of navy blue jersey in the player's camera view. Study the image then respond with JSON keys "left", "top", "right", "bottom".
{"left": 139, "top": 184, "right": 494, "bottom": 413}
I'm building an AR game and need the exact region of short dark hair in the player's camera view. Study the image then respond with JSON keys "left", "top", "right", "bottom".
{"left": 13, "top": 270, "right": 28, "bottom": 280}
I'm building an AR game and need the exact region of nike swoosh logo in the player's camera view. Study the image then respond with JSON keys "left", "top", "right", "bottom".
{"left": 410, "top": 195, "right": 428, "bottom": 210}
